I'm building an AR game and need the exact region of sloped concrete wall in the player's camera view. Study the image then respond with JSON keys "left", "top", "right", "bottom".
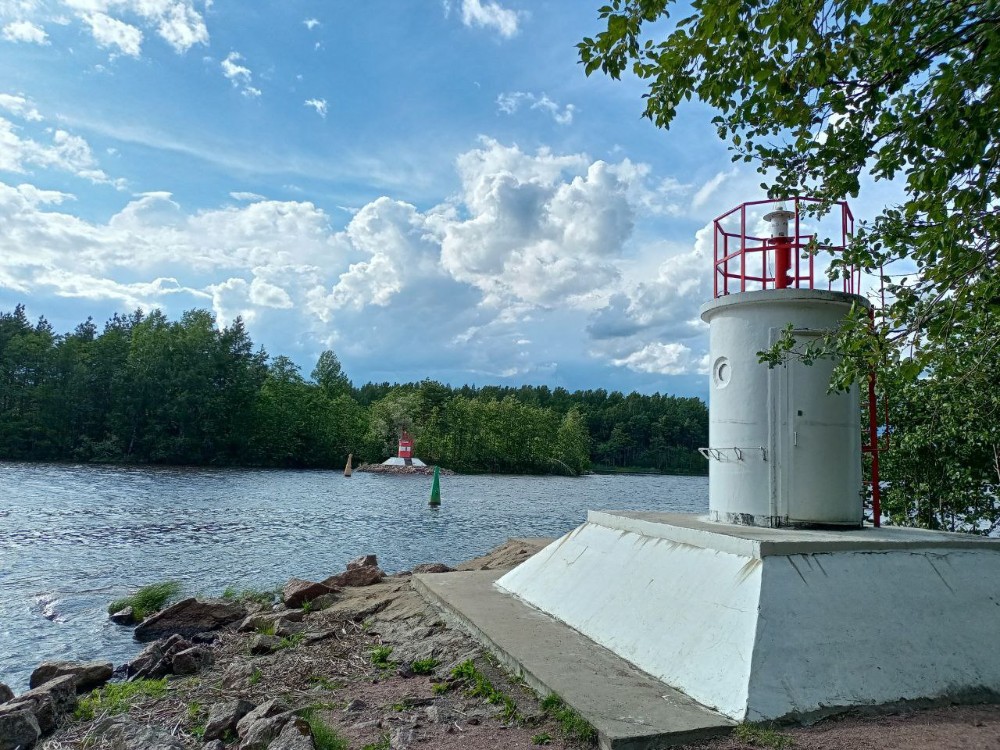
{"left": 747, "top": 548, "right": 1000, "bottom": 720}
{"left": 496, "top": 521, "right": 762, "bottom": 720}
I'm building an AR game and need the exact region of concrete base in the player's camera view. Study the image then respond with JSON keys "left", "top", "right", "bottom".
{"left": 497, "top": 511, "right": 1000, "bottom": 722}
{"left": 414, "top": 569, "right": 733, "bottom": 749}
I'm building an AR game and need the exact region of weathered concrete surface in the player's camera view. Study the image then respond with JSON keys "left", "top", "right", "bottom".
{"left": 497, "top": 512, "right": 1000, "bottom": 723}
{"left": 414, "top": 569, "right": 733, "bottom": 750}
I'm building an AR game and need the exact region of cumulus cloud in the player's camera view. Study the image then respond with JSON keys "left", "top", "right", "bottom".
{"left": 221, "top": 52, "right": 260, "bottom": 97}
{"left": 0, "top": 93, "right": 43, "bottom": 121}
{"left": 62, "top": 0, "right": 208, "bottom": 53}
{"left": 611, "top": 342, "right": 707, "bottom": 376}
{"left": 691, "top": 168, "right": 738, "bottom": 210}
{"left": 304, "top": 98, "right": 327, "bottom": 118}
{"left": 2, "top": 19, "right": 48, "bottom": 43}
{"left": 497, "top": 91, "right": 575, "bottom": 125}
{"left": 455, "top": 0, "right": 520, "bottom": 37}
{"left": 82, "top": 12, "right": 142, "bottom": 56}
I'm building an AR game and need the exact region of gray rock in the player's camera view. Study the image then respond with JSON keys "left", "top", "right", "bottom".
{"left": 0, "top": 705, "right": 41, "bottom": 750}
{"left": 202, "top": 741, "right": 224, "bottom": 750}
{"left": 322, "top": 565, "right": 384, "bottom": 588}
{"left": 125, "top": 725, "right": 186, "bottom": 749}
{"left": 268, "top": 717, "right": 315, "bottom": 750}
{"left": 344, "top": 698, "right": 367, "bottom": 713}
{"left": 348, "top": 554, "right": 378, "bottom": 570}
{"left": 13, "top": 675, "right": 77, "bottom": 733}
{"left": 171, "top": 646, "right": 213, "bottom": 675}
{"left": 236, "top": 698, "right": 287, "bottom": 738}
{"left": 133, "top": 598, "right": 245, "bottom": 642}
{"left": 424, "top": 705, "right": 441, "bottom": 723}
{"left": 126, "top": 635, "right": 195, "bottom": 678}
{"left": 248, "top": 633, "right": 283, "bottom": 655}
{"left": 29, "top": 659, "right": 113, "bottom": 692}
{"left": 307, "top": 593, "right": 338, "bottom": 611}
{"left": 203, "top": 698, "right": 254, "bottom": 742}
{"left": 282, "top": 578, "right": 335, "bottom": 609}
{"left": 239, "top": 715, "right": 288, "bottom": 750}
{"left": 238, "top": 610, "right": 304, "bottom": 632}
{"left": 0, "top": 684, "right": 12, "bottom": 705}
{"left": 411, "top": 563, "right": 453, "bottom": 574}
{"left": 109, "top": 605, "right": 136, "bottom": 625}
{"left": 391, "top": 726, "right": 416, "bottom": 749}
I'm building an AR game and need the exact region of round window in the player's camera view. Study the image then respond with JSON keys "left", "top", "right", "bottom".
{"left": 713, "top": 357, "right": 732, "bottom": 388}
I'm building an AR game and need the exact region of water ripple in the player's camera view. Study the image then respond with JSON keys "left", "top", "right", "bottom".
{"left": 0, "top": 461, "right": 706, "bottom": 690}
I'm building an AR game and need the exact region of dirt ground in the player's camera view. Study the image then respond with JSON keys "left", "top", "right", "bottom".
{"left": 37, "top": 538, "right": 1000, "bottom": 750}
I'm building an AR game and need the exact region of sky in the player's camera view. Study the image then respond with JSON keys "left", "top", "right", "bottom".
{"left": 0, "top": 0, "right": 896, "bottom": 398}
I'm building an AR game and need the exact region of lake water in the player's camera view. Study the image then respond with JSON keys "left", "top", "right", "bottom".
{"left": 0, "top": 462, "right": 707, "bottom": 692}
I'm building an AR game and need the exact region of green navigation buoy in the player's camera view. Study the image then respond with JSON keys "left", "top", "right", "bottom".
{"left": 429, "top": 466, "right": 441, "bottom": 507}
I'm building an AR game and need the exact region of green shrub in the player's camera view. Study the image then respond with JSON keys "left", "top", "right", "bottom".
{"left": 107, "top": 582, "right": 181, "bottom": 621}
{"left": 411, "top": 658, "right": 438, "bottom": 675}
{"left": 221, "top": 586, "right": 278, "bottom": 605}
{"left": 74, "top": 679, "right": 169, "bottom": 721}
{"left": 369, "top": 645, "right": 394, "bottom": 668}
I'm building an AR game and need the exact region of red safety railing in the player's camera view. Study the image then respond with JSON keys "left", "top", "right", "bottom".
{"left": 712, "top": 197, "right": 859, "bottom": 298}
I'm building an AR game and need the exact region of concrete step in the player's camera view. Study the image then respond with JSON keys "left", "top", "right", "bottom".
{"left": 414, "top": 569, "right": 733, "bottom": 750}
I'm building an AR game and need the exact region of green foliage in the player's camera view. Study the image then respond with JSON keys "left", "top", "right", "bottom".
{"left": 431, "top": 682, "right": 451, "bottom": 694}
{"left": 733, "top": 723, "right": 794, "bottom": 749}
{"left": 107, "top": 581, "right": 180, "bottom": 621}
{"left": 0, "top": 305, "right": 706, "bottom": 474}
{"left": 541, "top": 694, "right": 596, "bottom": 743}
{"left": 410, "top": 658, "right": 439, "bottom": 675}
{"left": 308, "top": 675, "right": 343, "bottom": 691}
{"left": 74, "top": 678, "right": 169, "bottom": 721}
{"left": 255, "top": 621, "right": 277, "bottom": 636}
{"left": 278, "top": 632, "right": 306, "bottom": 650}
{"left": 298, "top": 708, "right": 348, "bottom": 750}
{"left": 532, "top": 733, "right": 552, "bottom": 746}
{"left": 579, "top": 0, "right": 1000, "bottom": 504}
{"left": 369, "top": 645, "right": 394, "bottom": 668}
{"left": 186, "top": 702, "right": 206, "bottom": 739}
{"left": 249, "top": 668, "right": 262, "bottom": 686}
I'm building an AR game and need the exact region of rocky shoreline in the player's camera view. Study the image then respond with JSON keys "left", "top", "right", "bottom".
{"left": 0, "top": 540, "right": 579, "bottom": 750}
{"left": 354, "top": 464, "right": 455, "bottom": 476}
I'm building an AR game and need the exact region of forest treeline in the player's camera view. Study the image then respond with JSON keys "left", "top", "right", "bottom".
{"left": 0, "top": 306, "right": 708, "bottom": 475}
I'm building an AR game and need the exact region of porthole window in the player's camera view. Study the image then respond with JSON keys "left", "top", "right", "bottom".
{"left": 713, "top": 357, "right": 732, "bottom": 389}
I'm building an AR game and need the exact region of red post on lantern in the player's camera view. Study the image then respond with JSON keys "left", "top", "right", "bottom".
{"left": 763, "top": 206, "right": 795, "bottom": 289}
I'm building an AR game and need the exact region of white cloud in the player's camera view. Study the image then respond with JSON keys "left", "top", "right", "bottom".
{"left": 691, "top": 168, "right": 738, "bottom": 210}
{"left": 221, "top": 51, "right": 260, "bottom": 97}
{"left": 62, "top": 0, "right": 208, "bottom": 53}
{"left": 458, "top": 0, "right": 520, "bottom": 37}
{"left": 611, "top": 342, "right": 704, "bottom": 375}
{"left": 0, "top": 93, "right": 43, "bottom": 121}
{"left": 304, "top": 98, "right": 327, "bottom": 118}
{"left": 82, "top": 11, "right": 142, "bottom": 56}
{"left": 0, "top": 114, "right": 125, "bottom": 187}
{"left": 303, "top": 17, "right": 319, "bottom": 30}
{"left": 2, "top": 19, "right": 48, "bottom": 43}
{"left": 230, "top": 191, "right": 264, "bottom": 202}
{"left": 497, "top": 91, "right": 575, "bottom": 125}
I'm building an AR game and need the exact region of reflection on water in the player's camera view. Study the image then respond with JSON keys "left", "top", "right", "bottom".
{"left": 0, "top": 461, "right": 706, "bottom": 690}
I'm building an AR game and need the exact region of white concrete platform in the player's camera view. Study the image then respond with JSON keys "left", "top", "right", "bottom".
{"left": 414, "top": 569, "right": 733, "bottom": 749}
{"left": 497, "top": 511, "right": 1000, "bottom": 722}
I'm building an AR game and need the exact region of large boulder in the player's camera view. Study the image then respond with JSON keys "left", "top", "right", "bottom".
{"left": 348, "top": 554, "right": 378, "bottom": 569}
{"left": 238, "top": 610, "right": 305, "bottom": 633}
{"left": 14, "top": 675, "right": 77, "bottom": 733}
{"left": 269, "top": 717, "right": 315, "bottom": 750}
{"left": 133, "top": 598, "right": 245, "bottom": 642}
{"left": 125, "top": 634, "right": 197, "bottom": 678}
{"left": 203, "top": 699, "right": 254, "bottom": 742}
{"left": 0, "top": 705, "right": 40, "bottom": 750}
{"left": 29, "top": 660, "right": 113, "bottom": 692}
{"left": 0, "top": 684, "right": 12, "bottom": 704}
{"left": 412, "top": 563, "right": 453, "bottom": 574}
{"left": 322, "top": 565, "right": 383, "bottom": 588}
{"left": 282, "top": 578, "right": 335, "bottom": 609}
{"left": 170, "top": 646, "right": 213, "bottom": 675}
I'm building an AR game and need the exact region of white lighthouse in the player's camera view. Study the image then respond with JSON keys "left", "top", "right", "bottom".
{"left": 488, "top": 197, "right": 1000, "bottom": 727}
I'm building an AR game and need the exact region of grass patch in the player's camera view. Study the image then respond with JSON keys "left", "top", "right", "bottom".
{"left": 733, "top": 723, "right": 794, "bottom": 749}
{"left": 411, "top": 658, "right": 439, "bottom": 675}
{"left": 308, "top": 675, "right": 343, "bottom": 691}
{"left": 369, "top": 645, "right": 394, "bottom": 668}
{"left": 431, "top": 682, "right": 451, "bottom": 695}
{"left": 278, "top": 632, "right": 306, "bottom": 650}
{"left": 255, "top": 621, "right": 277, "bottom": 636}
{"left": 186, "top": 702, "right": 206, "bottom": 739}
{"left": 221, "top": 585, "right": 278, "bottom": 606}
{"left": 107, "top": 581, "right": 180, "bottom": 621}
{"left": 541, "top": 694, "right": 596, "bottom": 744}
{"left": 532, "top": 732, "right": 552, "bottom": 745}
{"left": 450, "top": 659, "right": 519, "bottom": 722}
{"left": 249, "top": 667, "right": 262, "bottom": 686}
{"left": 299, "top": 708, "right": 348, "bottom": 750}
{"left": 361, "top": 734, "right": 391, "bottom": 750}
{"left": 74, "top": 678, "right": 169, "bottom": 721}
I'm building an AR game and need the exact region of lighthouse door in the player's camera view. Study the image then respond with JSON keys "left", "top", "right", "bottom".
{"left": 777, "top": 331, "right": 863, "bottom": 525}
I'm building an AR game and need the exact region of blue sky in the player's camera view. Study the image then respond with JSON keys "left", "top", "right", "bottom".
{"left": 0, "top": 0, "right": 895, "bottom": 397}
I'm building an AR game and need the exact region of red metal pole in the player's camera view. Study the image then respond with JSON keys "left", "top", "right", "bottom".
{"left": 868, "top": 369, "right": 881, "bottom": 528}
{"left": 775, "top": 236, "right": 791, "bottom": 289}
{"left": 740, "top": 205, "right": 747, "bottom": 292}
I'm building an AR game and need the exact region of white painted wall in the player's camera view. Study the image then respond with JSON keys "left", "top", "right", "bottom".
{"left": 496, "top": 521, "right": 763, "bottom": 719}
{"left": 700, "top": 289, "right": 865, "bottom": 527}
